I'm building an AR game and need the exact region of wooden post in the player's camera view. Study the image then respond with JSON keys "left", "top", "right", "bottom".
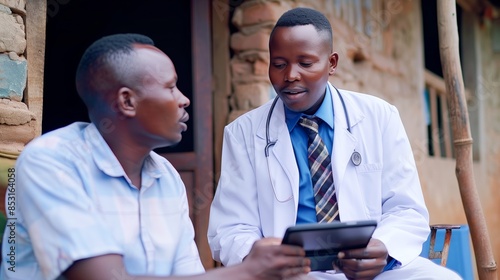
{"left": 25, "top": 0, "right": 47, "bottom": 137}
{"left": 436, "top": 1, "right": 497, "bottom": 279}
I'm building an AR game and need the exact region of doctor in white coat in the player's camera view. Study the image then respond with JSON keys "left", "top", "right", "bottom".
{"left": 208, "top": 7, "right": 462, "bottom": 280}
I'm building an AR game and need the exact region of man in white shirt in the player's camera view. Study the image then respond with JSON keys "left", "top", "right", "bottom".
{"left": 1, "top": 33, "right": 310, "bottom": 280}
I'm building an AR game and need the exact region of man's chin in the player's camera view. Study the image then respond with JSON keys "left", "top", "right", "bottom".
{"left": 153, "top": 136, "right": 182, "bottom": 150}
{"left": 283, "top": 102, "right": 308, "bottom": 113}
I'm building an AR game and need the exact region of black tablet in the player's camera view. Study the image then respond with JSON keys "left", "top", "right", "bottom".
{"left": 282, "top": 220, "right": 377, "bottom": 271}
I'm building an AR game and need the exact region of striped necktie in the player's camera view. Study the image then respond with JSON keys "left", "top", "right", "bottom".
{"left": 299, "top": 116, "right": 339, "bottom": 223}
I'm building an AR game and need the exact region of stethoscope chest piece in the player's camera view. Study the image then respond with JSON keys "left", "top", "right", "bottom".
{"left": 351, "top": 151, "right": 362, "bottom": 166}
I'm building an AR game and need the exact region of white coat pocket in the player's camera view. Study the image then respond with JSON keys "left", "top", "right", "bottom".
{"left": 355, "top": 163, "right": 383, "bottom": 218}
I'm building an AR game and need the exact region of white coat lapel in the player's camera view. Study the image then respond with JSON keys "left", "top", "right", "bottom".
{"left": 256, "top": 98, "right": 299, "bottom": 215}
{"left": 329, "top": 84, "right": 362, "bottom": 198}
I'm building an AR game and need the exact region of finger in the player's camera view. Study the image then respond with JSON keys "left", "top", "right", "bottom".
{"left": 265, "top": 255, "right": 310, "bottom": 271}
{"left": 339, "top": 258, "right": 364, "bottom": 271}
{"left": 340, "top": 250, "right": 388, "bottom": 260}
{"left": 342, "top": 257, "right": 387, "bottom": 276}
{"left": 339, "top": 240, "right": 387, "bottom": 260}
{"left": 281, "top": 256, "right": 311, "bottom": 268}
{"left": 340, "top": 259, "right": 386, "bottom": 279}
{"left": 252, "top": 243, "right": 305, "bottom": 258}
{"left": 281, "top": 265, "right": 312, "bottom": 278}
{"left": 255, "top": 237, "right": 283, "bottom": 246}
{"left": 333, "top": 258, "right": 343, "bottom": 272}
{"left": 338, "top": 248, "right": 369, "bottom": 259}
{"left": 278, "top": 244, "right": 306, "bottom": 256}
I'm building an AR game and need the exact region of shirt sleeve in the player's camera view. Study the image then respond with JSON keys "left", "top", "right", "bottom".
{"left": 207, "top": 126, "right": 263, "bottom": 266}
{"left": 15, "top": 147, "right": 123, "bottom": 280}
{"left": 372, "top": 105, "right": 430, "bottom": 266}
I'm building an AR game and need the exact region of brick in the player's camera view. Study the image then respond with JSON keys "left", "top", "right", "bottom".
{"left": 233, "top": 82, "right": 272, "bottom": 110}
{"left": 238, "top": 50, "right": 269, "bottom": 62}
{"left": 230, "top": 30, "right": 270, "bottom": 52}
{"left": 0, "top": 3, "right": 10, "bottom": 14}
{"left": 253, "top": 59, "right": 268, "bottom": 76}
{"left": 0, "top": 120, "right": 37, "bottom": 153}
{"left": 0, "top": 11, "right": 26, "bottom": 54}
{"left": 0, "top": 54, "right": 27, "bottom": 101}
{"left": 230, "top": 57, "right": 270, "bottom": 84}
{"left": 234, "top": 50, "right": 269, "bottom": 76}
{"left": 0, "top": 0, "right": 25, "bottom": 15}
{"left": 371, "top": 53, "right": 401, "bottom": 76}
{"left": 0, "top": 98, "right": 34, "bottom": 125}
{"left": 231, "top": 58, "right": 253, "bottom": 80}
{"left": 0, "top": 100, "right": 36, "bottom": 155}
{"left": 233, "top": 1, "right": 291, "bottom": 28}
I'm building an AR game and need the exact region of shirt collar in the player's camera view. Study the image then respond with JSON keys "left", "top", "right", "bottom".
{"left": 83, "top": 123, "right": 163, "bottom": 180}
{"left": 284, "top": 86, "right": 334, "bottom": 131}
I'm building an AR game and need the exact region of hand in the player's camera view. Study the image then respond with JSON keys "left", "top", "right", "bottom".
{"left": 242, "top": 237, "right": 311, "bottom": 280}
{"left": 335, "top": 238, "right": 388, "bottom": 280}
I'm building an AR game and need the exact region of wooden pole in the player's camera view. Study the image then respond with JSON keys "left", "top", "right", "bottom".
{"left": 437, "top": 1, "right": 497, "bottom": 279}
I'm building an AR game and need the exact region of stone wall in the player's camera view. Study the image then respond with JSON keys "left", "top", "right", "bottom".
{"left": 0, "top": 0, "right": 36, "bottom": 193}
{"left": 227, "top": 0, "right": 291, "bottom": 122}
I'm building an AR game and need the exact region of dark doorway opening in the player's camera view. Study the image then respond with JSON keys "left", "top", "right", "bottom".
{"left": 421, "top": 0, "right": 463, "bottom": 78}
{"left": 43, "top": 0, "right": 194, "bottom": 153}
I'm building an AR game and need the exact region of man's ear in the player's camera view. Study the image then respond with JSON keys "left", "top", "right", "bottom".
{"left": 329, "top": 52, "right": 338, "bottom": 76}
{"left": 116, "top": 87, "right": 137, "bottom": 118}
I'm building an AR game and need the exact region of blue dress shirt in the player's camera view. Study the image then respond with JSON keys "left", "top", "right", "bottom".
{"left": 284, "top": 87, "right": 334, "bottom": 224}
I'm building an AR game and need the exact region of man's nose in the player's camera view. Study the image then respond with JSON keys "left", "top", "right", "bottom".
{"left": 178, "top": 89, "right": 190, "bottom": 108}
{"left": 285, "top": 65, "right": 301, "bottom": 82}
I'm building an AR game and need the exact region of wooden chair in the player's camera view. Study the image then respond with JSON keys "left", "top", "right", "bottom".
{"left": 428, "top": 224, "right": 461, "bottom": 266}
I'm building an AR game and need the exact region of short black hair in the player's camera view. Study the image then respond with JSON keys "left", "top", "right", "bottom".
{"left": 271, "top": 7, "right": 333, "bottom": 49}
{"left": 75, "top": 33, "right": 154, "bottom": 108}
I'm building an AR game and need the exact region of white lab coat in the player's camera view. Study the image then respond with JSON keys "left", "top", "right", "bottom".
{"left": 208, "top": 83, "right": 430, "bottom": 271}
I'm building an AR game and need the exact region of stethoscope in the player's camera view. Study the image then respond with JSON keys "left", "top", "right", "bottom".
{"left": 264, "top": 86, "right": 362, "bottom": 165}
{"left": 264, "top": 87, "right": 362, "bottom": 202}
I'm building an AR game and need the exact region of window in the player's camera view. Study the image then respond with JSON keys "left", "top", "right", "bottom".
{"left": 423, "top": 70, "right": 451, "bottom": 158}
{"left": 421, "top": 1, "right": 478, "bottom": 160}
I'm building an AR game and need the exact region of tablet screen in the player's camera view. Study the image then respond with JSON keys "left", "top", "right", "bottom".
{"left": 283, "top": 220, "right": 377, "bottom": 251}
{"left": 282, "top": 220, "right": 377, "bottom": 271}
